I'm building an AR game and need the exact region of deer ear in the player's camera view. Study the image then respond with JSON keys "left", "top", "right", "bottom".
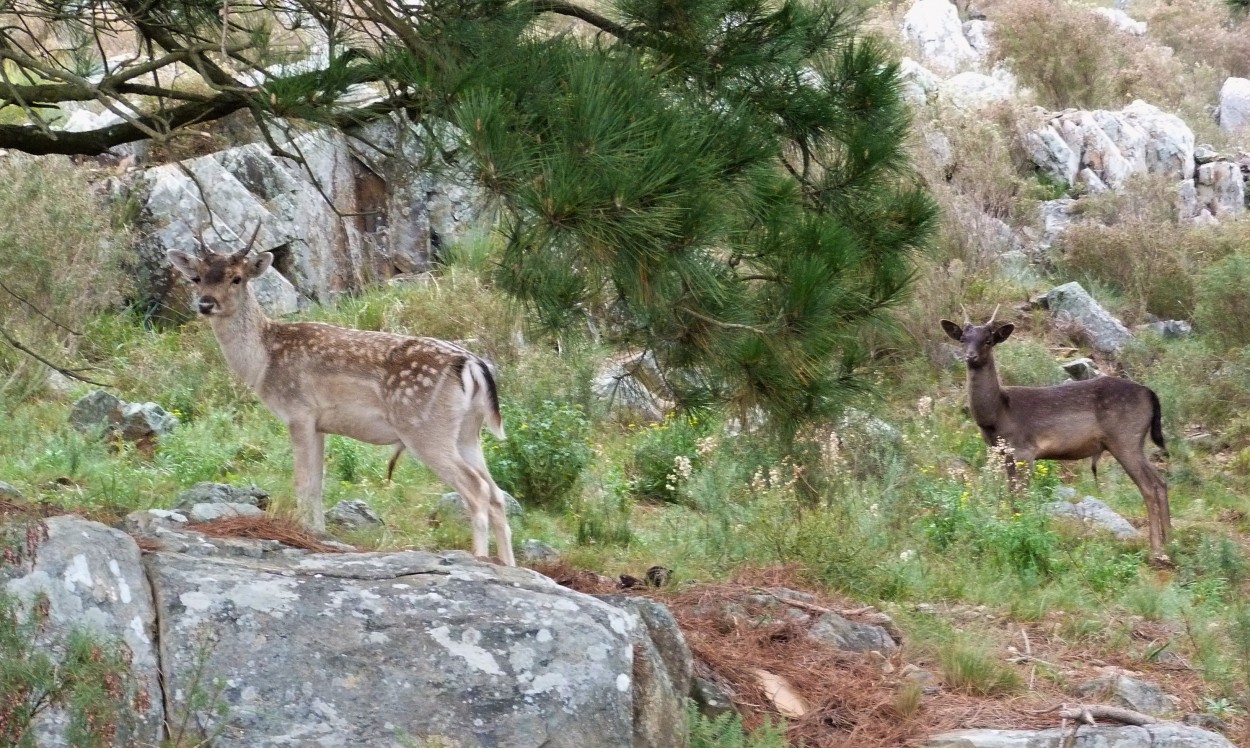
{"left": 991, "top": 323, "right": 1015, "bottom": 344}
{"left": 167, "top": 250, "right": 199, "bottom": 280}
{"left": 245, "top": 252, "right": 273, "bottom": 279}
{"left": 940, "top": 320, "right": 963, "bottom": 341}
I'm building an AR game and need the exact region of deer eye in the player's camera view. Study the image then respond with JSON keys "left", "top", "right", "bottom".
{"left": 190, "top": 276, "right": 200, "bottom": 283}
{"left": 232, "top": 277, "right": 242, "bottom": 285}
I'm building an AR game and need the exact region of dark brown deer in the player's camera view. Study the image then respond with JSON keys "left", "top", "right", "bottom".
{"left": 940, "top": 311, "right": 1171, "bottom": 560}
{"left": 168, "top": 224, "right": 516, "bottom": 565}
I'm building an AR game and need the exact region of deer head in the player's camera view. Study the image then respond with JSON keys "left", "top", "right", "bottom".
{"left": 940, "top": 306, "right": 1014, "bottom": 369}
{"left": 167, "top": 223, "right": 270, "bottom": 318}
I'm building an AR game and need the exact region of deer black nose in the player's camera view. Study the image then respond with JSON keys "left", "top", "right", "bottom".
{"left": 198, "top": 299, "right": 217, "bottom": 315}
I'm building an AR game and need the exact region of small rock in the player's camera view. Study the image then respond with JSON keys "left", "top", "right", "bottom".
{"left": 1074, "top": 669, "right": 1178, "bottom": 717}
{"left": 901, "top": 664, "right": 942, "bottom": 695}
{"left": 1062, "top": 357, "right": 1100, "bottom": 381}
{"left": 520, "top": 539, "right": 560, "bottom": 564}
{"left": 116, "top": 402, "right": 179, "bottom": 442}
{"left": 69, "top": 390, "right": 124, "bottom": 434}
{"left": 439, "top": 491, "right": 523, "bottom": 518}
{"left": 186, "top": 502, "right": 265, "bottom": 524}
{"left": 808, "top": 611, "right": 898, "bottom": 653}
{"left": 1147, "top": 319, "right": 1193, "bottom": 339}
{"left": 1219, "top": 77, "right": 1250, "bottom": 134}
{"left": 1184, "top": 713, "right": 1229, "bottom": 733}
{"left": 326, "top": 499, "right": 383, "bottom": 529}
{"left": 1044, "top": 496, "right": 1141, "bottom": 539}
{"left": 173, "top": 482, "right": 270, "bottom": 511}
{"left": 1194, "top": 144, "right": 1219, "bottom": 164}
{"left": 0, "top": 481, "right": 21, "bottom": 500}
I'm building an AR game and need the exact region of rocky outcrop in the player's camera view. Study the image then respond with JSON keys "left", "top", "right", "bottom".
{"left": 902, "top": 0, "right": 982, "bottom": 75}
{"left": 1092, "top": 7, "right": 1146, "bottom": 35}
{"left": 1075, "top": 670, "right": 1179, "bottom": 718}
{"left": 1194, "top": 161, "right": 1245, "bottom": 218}
{"left": 927, "top": 724, "right": 1234, "bottom": 747}
{"left": 3, "top": 513, "right": 690, "bottom": 747}
{"left": 1219, "top": 77, "right": 1250, "bottom": 134}
{"left": 127, "top": 118, "right": 481, "bottom": 322}
{"left": 1041, "top": 282, "right": 1134, "bottom": 356}
{"left": 1025, "top": 102, "right": 1195, "bottom": 191}
{"left": 941, "top": 69, "right": 1018, "bottom": 111}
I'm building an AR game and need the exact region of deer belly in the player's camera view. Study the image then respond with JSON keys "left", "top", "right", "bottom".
{"left": 1033, "top": 435, "right": 1101, "bottom": 460}
{"left": 315, "top": 404, "right": 401, "bottom": 445}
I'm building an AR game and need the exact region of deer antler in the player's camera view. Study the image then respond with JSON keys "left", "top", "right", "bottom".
{"left": 231, "top": 222, "right": 263, "bottom": 260}
{"left": 193, "top": 221, "right": 209, "bottom": 257}
{"left": 988, "top": 304, "right": 1001, "bottom": 325}
{"left": 961, "top": 303, "right": 971, "bottom": 326}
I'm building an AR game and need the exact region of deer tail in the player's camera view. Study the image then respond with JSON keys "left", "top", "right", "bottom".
{"left": 1148, "top": 388, "right": 1167, "bottom": 456}
{"left": 465, "top": 357, "right": 505, "bottom": 440}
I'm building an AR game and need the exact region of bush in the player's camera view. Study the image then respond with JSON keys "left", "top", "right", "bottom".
{"left": 938, "top": 643, "right": 1022, "bottom": 696}
{"left": 0, "top": 156, "right": 128, "bottom": 400}
{"left": 1196, "top": 252, "right": 1250, "bottom": 349}
{"left": 487, "top": 400, "right": 591, "bottom": 509}
{"left": 628, "top": 413, "right": 709, "bottom": 503}
{"left": 991, "top": 0, "right": 1185, "bottom": 110}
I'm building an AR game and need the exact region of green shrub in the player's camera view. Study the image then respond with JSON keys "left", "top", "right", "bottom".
{"left": 1196, "top": 252, "right": 1250, "bottom": 349}
{"left": 575, "top": 465, "right": 635, "bottom": 547}
{"left": 628, "top": 414, "right": 709, "bottom": 503}
{"left": 938, "top": 643, "right": 1022, "bottom": 696}
{"left": 487, "top": 400, "right": 591, "bottom": 509}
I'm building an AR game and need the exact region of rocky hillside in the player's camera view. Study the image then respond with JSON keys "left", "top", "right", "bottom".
{"left": 4, "top": 0, "right": 1250, "bottom": 746}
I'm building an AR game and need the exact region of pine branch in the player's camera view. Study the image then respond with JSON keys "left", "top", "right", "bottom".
{"left": 0, "top": 326, "right": 109, "bottom": 387}
{"left": 529, "top": 0, "right": 638, "bottom": 42}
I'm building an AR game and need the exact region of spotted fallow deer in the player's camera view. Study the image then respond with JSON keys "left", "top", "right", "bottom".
{"left": 167, "top": 225, "right": 516, "bottom": 565}
{"left": 940, "top": 310, "right": 1171, "bottom": 560}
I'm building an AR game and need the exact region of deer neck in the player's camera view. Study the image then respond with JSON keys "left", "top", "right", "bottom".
{"left": 966, "top": 356, "right": 1006, "bottom": 428}
{"left": 207, "top": 292, "right": 271, "bottom": 391}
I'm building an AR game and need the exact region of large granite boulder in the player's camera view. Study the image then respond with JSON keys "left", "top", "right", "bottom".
{"left": 127, "top": 118, "right": 481, "bottom": 322}
{"left": 902, "top": 0, "right": 982, "bottom": 75}
{"left": 1025, "top": 101, "right": 1195, "bottom": 191}
{"left": 1219, "top": 77, "right": 1250, "bottom": 134}
{"left": 1041, "top": 282, "right": 1134, "bottom": 356}
{"left": 2, "top": 516, "right": 165, "bottom": 746}
{"left": 148, "top": 548, "right": 659, "bottom": 747}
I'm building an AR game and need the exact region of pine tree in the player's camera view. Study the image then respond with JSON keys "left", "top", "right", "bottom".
{"left": 0, "top": 0, "right": 936, "bottom": 430}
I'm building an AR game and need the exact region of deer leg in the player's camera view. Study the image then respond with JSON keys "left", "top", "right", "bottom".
{"left": 385, "top": 445, "right": 404, "bottom": 482}
{"left": 289, "top": 420, "right": 326, "bottom": 533}
{"left": 1108, "top": 443, "right": 1170, "bottom": 558}
{"left": 458, "top": 434, "right": 514, "bottom": 567}
{"left": 402, "top": 434, "right": 495, "bottom": 560}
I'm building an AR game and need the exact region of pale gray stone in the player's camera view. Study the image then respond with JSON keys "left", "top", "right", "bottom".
{"left": 1075, "top": 670, "right": 1179, "bottom": 717}
{"left": 1147, "top": 320, "right": 1193, "bottom": 339}
{"left": 174, "top": 482, "right": 270, "bottom": 511}
{"left": 900, "top": 57, "right": 943, "bottom": 107}
{"left": 0, "top": 480, "right": 21, "bottom": 499}
{"left": 808, "top": 611, "right": 899, "bottom": 653}
{"left": 520, "top": 539, "right": 561, "bottom": 564}
{"left": 1177, "top": 179, "right": 1200, "bottom": 220}
{"left": 117, "top": 401, "right": 179, "bottom": 441}
{"left": 1039, "top": 199, "right": 1077, "bottom": 251}
{"left": 1194, "top": 144, "right": 1219, "bottom": 164}
{"left": 148, "top": 549, "right": 648, "bottom": 748}
{"left": 186, "top": 501, "right": 265, "bottom": 523}
{"left": 926, "top": 724, "right": 1234, "bottom": 747}
{"left": 1219, "top": 77, "right": 1250, "bottom": 134}
{"left": 1042, "top": 282, "right": 1134, "bottom": 355}
{"left": 1092, "top": 7, "right": 1146, "bottom": 35}
{"left": 326, "top": 499, "right": 383, "bottom": 529}
{"left": 1196, "top": 161, "right": 1245, "bottom": 217}
{"left": 2, "top": 517, "right": 164, "bottom": 745}
{"left": 1062, "top": 357, "right": 1100, "bottom": 381}
{"left": 69, "top": 389, "right": 123, "bottom": 434}
{"left": 941, "top": 68, "right": 1018, "bottom": 111}
{"left": 962, "top": 19, "right": 993, "bottom": 57}
{"left": 1044, "top": 496, "right": 1141, "bottom": 539}
{"left": 440, "top": 490, "right": 524, "bottom": 518}
{"left": 902, "top": 0, "right": 981, "bottom": 74}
